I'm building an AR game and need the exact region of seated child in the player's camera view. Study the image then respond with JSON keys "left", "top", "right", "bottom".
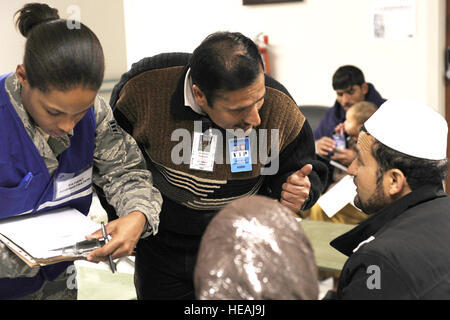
{"left": 331, "top": 101, "right": 378, "bottom": 183}
{"left": 305, "top": 101, "right": 378, "bottom": 224}
{"left": 343, "top": 101, "right": 378, "bottom": 147}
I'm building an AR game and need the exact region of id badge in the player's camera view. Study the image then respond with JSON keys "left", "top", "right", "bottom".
{"left": 189, "top": 131, "right": 217, "bottom": 172}
{"left": 54, "top": 166, "right": 93, "bottom": 200}
{"left": 229, "top": 137, "right": 252, "bottom": 173}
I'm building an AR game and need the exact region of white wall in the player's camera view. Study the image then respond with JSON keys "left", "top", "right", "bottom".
{"left": 0, "top": 0, "right": 127, "bottom": 83}
{"left": 0, "top": 1, "right": 27, "bottom": 75}
{"left": 124, "top": 0, "right": 445, "bottom": 115}
{"left": 1, "top": 1, "right": 445, "bottom": 114}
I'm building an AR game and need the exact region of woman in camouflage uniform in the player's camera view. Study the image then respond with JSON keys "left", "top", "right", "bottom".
{"left": 0, "top": 3, "right": 162, "bottom": 299}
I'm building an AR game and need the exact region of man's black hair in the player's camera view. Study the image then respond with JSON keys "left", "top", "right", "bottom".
{"left": 332, "top": 65, "right": 365, "bottom": 91}
{"left": 189, "top": 31, "right": 264, "bottom": 106}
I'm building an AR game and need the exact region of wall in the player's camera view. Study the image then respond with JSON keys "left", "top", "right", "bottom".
{"left": 0, "top": 0, "right": 128, "bottom": 99}
{"left": 1, "top": 1, "right": 445, "bottom": 114}
{"left": 124, "top": 0, "right": 446, "bottom": 115}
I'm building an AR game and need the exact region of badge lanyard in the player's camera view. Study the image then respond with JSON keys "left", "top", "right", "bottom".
{"left": 189, "top": 125, "right": 253, "bottom": 173}
{"left": 189, "top": 128, "right": 217, "bottom": 172}
{"left": 228, "top": 136, "right": 252, "bottom": 173}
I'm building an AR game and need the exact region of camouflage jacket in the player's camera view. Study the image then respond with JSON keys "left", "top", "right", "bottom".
{"left": 0, "top": 73, "right": 162, "bottom": 278}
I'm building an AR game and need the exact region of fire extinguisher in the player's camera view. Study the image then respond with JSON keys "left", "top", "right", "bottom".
{"left": 256, "top": 33, "right": 270, "bottom": 75}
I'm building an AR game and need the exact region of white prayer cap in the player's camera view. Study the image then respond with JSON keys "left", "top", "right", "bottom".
{"left": 364, "top": 99, "right": 448, "bottom": 160}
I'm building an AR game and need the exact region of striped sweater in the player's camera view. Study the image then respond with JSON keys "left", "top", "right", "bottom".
{"left": 110, "top": 53, "right": 327, "bottom": 235}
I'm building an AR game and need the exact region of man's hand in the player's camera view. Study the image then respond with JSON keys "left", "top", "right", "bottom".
{"left": 280, "top": 164, "right": 312, "bottom": 213}
{"left": 330, "top": 148, "right": 356, "bottom": 167}
{"left": 315, "top": 137, "right": 336, "bottom": 156}
{"left": 86, "top": 211, "right": 147, "bottom": 262}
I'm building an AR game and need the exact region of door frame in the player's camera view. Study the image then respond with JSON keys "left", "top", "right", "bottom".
{"left": 445, "top": 0, "right": 450, "bottom": 192}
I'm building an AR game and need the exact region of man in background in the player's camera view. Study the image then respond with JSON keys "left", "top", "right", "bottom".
{"left": 314, "top": 65, "right": 385, "bottom": 172}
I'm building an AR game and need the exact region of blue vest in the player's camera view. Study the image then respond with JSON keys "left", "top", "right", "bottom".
{"left": 0, "top": 73, "right": 96, "bottom": 299}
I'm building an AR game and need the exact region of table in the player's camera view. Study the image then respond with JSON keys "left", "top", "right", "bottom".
{"left": 300, "top": 220, "right": 356, "bottom": 276}
{"left": 75, "top": 257, "right": 136, "bottom": 300}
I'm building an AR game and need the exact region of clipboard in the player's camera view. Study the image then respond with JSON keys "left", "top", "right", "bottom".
{"left": 0, "top": 207, "right": 101, "bottom": 267}
{"left": 0, "top": 233, "right": 83, "bottom": 267}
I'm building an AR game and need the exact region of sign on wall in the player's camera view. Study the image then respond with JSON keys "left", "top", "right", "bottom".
{"left": 371, "top": 0, "right": 416, "bottom": 40}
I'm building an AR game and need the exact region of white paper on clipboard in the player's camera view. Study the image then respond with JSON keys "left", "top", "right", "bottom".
{"left": 0, "top": 208, "right": 100, "bottom": 261}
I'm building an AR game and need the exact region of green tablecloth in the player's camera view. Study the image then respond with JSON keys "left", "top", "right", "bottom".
{"left": 300, "top": 220, "right": 356, "bottom": 275}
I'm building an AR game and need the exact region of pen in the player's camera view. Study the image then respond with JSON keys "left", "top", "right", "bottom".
{"left": 101, "top": 221, "right": 115, "bottom": 273}
{"left": 19, "top": 172, "right": 34, "bottom": 188}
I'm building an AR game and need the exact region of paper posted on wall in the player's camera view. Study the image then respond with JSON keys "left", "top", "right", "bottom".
{"left": 371, "top": 0, "right": 416, "bottom": 40}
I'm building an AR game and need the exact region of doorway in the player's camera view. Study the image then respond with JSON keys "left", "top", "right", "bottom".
{"left": 446, "top": 0, "right": 450, "bottom": 192}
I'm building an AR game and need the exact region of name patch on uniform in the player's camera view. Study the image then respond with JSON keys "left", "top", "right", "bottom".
{"left": 54, "top": 166, "right": 93, "bottom": 200}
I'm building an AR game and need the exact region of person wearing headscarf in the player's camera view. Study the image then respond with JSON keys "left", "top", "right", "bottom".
{"left": 194, "top": 195, "right": 318, "bottom": 300}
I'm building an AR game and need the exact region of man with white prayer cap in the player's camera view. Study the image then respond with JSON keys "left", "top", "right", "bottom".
{"left": 326, "top": 99, "right": 450, "bottom": 299}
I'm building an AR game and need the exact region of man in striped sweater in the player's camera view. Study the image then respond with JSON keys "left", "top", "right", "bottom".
{"left": 108, "top": 31, "right": 328, "bottom": 299}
